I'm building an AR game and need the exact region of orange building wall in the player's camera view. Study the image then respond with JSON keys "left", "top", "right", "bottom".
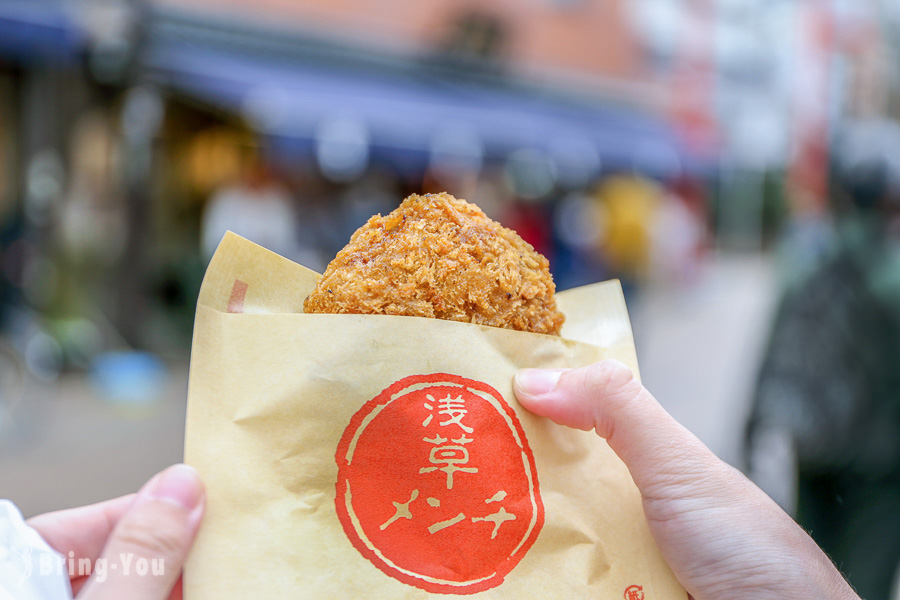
{"left": 159, "top": 0, "right": 645, "bottom": 83}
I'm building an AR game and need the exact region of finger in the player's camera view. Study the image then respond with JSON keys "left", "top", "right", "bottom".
{"left": 28, "top": 494, "right": 137, "bottom": 561}
{"left": 77, "top": 464, "right": 205, "bottom": 600}
{"left": 513, "top": 360, "right": 725, "bottom": 497}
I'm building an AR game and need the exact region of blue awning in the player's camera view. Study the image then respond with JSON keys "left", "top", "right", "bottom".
{"left": 146, "top": 41, "right": 701, "bottom": 178}
{"left": 0, "top": 1, "right": 83, "bottom": 64}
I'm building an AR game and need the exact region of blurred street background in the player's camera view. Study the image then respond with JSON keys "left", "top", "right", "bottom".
{"left": 1, "top": 0, "right": 900, "bottom": 597}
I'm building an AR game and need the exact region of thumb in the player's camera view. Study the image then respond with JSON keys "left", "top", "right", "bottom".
{"left": 513, "top": 359, "right": 724, "bottom": 497}
{"left": 78, "top": 464, "right": 205, "bottom": 600}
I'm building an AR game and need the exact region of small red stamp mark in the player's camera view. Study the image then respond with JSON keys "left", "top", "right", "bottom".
{"left": 226, "top": 279, "right": 248, "bottom": 313}
{"left": 335, "top": 373, "right": 544, "bottom": 594}
{"left": 625, "top": 584, "right": 645, "bottom": 600}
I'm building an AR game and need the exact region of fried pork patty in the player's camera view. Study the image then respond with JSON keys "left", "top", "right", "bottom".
{"left": 303, "top": 193, "right": 564, "bottom": 335}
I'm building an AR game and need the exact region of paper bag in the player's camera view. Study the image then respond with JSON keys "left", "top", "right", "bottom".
{"left": 184, "top": 232, "right": 685, "bottom": 599}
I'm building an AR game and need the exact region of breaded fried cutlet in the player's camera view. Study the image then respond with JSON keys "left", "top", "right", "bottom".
{"left": 303, "top": 192, "right": 565, "bottom": 335}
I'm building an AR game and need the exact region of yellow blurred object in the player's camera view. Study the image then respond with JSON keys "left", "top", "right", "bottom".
{"left": 182, "top": 127, "right": 251, "bottom": 196}
{"left": 595, "top": 175, "right": 661, "bottom": 279}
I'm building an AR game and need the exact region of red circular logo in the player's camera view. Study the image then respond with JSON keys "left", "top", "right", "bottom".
{"left": 625, "top": 584, "right": 645, "bottom": 600}
{"left": 335, "top": 373, "right": 544, "bottom": 594}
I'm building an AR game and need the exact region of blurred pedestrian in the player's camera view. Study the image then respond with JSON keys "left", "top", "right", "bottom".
{"left": 746, "top": 123, "right": 900, "bottom": 600}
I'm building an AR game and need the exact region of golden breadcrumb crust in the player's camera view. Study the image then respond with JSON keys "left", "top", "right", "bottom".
{"left": 303, "top": 192, "right": 565, "bottom": 335}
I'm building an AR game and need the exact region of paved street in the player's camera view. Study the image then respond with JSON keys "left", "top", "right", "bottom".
{"left": 1, "top": 252, "right": 777, "bottom": 518}
{"left": 633, "top": 252, "right": 777, "bottom": 467}
{"left": 0, "top": 369, "right": 189, "bottom": 517}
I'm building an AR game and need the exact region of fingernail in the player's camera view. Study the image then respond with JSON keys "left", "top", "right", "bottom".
{"left": 145, "top": 464, "right": 203, "bottom": 511}
{"left": 515, "top": 369, "right": 563, "bottom": 397}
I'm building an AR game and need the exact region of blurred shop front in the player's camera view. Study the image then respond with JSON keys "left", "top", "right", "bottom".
{"left": 0, "top": 0, "right": 107, "bottom": 382}
{"left": 0, "top": 0, "right": 708, "bottom": 368}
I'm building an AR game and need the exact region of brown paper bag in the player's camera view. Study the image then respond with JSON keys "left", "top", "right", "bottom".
{"left": 184, "top": 232, "right": 685, "bottom": 599}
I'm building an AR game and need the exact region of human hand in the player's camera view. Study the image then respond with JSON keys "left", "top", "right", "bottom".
{"left": 514, "top": 360, "right": 859, "bottom": 600}
{"left": 27, "top": 464, "right": 205, "bottom": 600}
